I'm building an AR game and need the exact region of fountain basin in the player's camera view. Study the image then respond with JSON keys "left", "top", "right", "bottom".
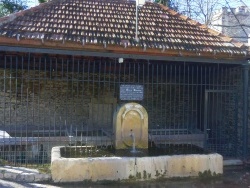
{"left": 51, "top": 146, "right": 223, "bottom": 182}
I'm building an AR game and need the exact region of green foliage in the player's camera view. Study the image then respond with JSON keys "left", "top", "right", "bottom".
{"left": 155, "top": 0, "right": 178, "bottom": 11}
{"left": 38, "top": 0, "right": 47, "bottom": 3}
{"left": 198, "top": 170, "right": 221, "bottom": 179}
{"left": 0, "top": 0, "right": 27, "bottom": 17}
{"left": 36, "top": 164, "right": 51, "bottom": 174}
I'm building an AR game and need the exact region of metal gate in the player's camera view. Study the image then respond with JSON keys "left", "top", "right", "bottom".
{"left": 204, "top": 90, "right": 240, "bottom": 158}
{"left": 0, "top": 52, "right": 244, "bottom": 165}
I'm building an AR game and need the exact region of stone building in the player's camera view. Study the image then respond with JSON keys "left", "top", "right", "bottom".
{"left": 211, "top": 6, "right": 250, "bottom": 45}
{"left": 0, "top": 0, "right": 249, "bottom": 164}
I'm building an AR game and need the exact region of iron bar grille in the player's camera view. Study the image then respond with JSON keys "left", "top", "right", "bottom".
{"left": 0, "top": 52, "right": 244, "bottom": 165}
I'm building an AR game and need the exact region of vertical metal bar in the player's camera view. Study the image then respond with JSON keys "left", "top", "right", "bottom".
{"left": 66, "top": 58, "right": 69, "bottom": 143}
{"left": 137, "top": 61, "right": 140, "bottom": 84}
{"left": 147, "top": 60, "right": 149, "bottom": 124}
{"left": 234, "top": 66, "right": 239, "bottom": 156}
{"left": 211, "top": 66, "right": 216, "bottom": 152}
{"left": 151, "top": 62, "right": 154, "bottom": 130}
{"left": 9, "top": 56, "right": 12, "bottom": 151}
{"left": 80, "top": 59, "right": 84, "bottom": 147}
{"left": 204, "top": 91, "right": 208, "bottom": 149}
{"left": 173, "top": 65, "right": 176, "bottom": 140}
{"left": 53, "top": 57, "right": 58, "bottom": 151}
{"left": 102, "top": 59, "right": 106, "bottom": 146}
{"left": 35, "top": 56, "right": 41, "bottom": 164}
{"left": 199, "top": 66, "right": 203, "bottom": 149}
{"left": 219, "top": 66, "right": 223, "bottom": 153}
{"left": 32, "top": 56, "right": 36, "bottom": 164}
{"left": 97, "top": 59, "right": 101, "bottom": 146}
{"left": 77, "top": 59, "right": 80, "bottom": 141}
{"left": 129, "top": 59, "right": 132, "bottom": 84}
{"left": 24, "top": 53, "right": 31, "bottom": 166}
{"left": 45, "top": 56, "right": 51, "bottom": 163}
{"left": 169, "top": 64, "right": 172, "bottom": 149}
{"left": 225, "top": 67, "right": 228, "bottom": 155}
{"left": 108, "top": 59, "right": 111, "bottom": 94}
{"left": 160, "top": 63, "right": 163, "bottom": 128}
{"left": 3, "top": 55, "right": 6, "bottom": 162}
{"left": 86, "top": 60, "right": 90, "bottom": 143}
{"left": 213, "top": 65, "right": 217, "bottom": 153}
{"left": 242, "top": 61, "right": 249, "bottom": 159}
{"left": 187, "top": 64, "right": 190, "bottom": 148}
{"left": 164, "top": 63, "right": 168, "bottom": 146}
{"left": 71, "top": 56, "right": 75, "bottom": 148}
{"left": 156, "top": 63, "right": 159, "bottom": 126}
{"left": 7, "top": 55, "right": 12, "bottom": 163}
{"left": 82, "top": 59, "right": 86, "bottom": 145}
{"left": 182, "top": 63, "right": 185, "bottom": 148}
{"left": 14, "top": 55, "right": 18, "bottom": 166}
{"left": 178, "top": 64, "right": 181, "bottom": 146}
{"left": 92, "top": 60, "right": 95, "bottom": 144}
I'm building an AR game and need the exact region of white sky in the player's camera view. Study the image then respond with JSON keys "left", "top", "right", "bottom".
{"left": 27, "top": 0, "right": 250, "bottom": 8}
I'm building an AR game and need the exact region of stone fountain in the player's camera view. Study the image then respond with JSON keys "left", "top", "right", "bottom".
{"left": 51, "top": 103, "right": 223, "bottom": 182}
{"left": 113, "top": 103, "right": 148, "bottom": 150}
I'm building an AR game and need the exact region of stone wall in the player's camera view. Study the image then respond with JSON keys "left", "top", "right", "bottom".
{"left": 0, "top": 69, "right": 122, "bottom": 136}
{"left": 0, "top": 67, "right": 198, "bottom": 136}
{"left": 0, "top": 59, "right": 244, "bottom": 159}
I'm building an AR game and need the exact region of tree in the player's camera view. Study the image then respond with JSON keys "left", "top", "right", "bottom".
{"left": 38, "top": 0, "right": 47, "bottom": 3}
{"left": 0, "top": 0, "right": 28, "bottom": 17}
{"left": 177, "top": 0, "right": 222, "bottom": 26}
{"left": 155, "top": 0, "right": 221, "bottom": 25}
{"left": 155, "top": 0, "right": 178, "bottom": 11}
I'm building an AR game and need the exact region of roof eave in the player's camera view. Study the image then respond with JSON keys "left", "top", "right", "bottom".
{"left": 0, "top": 37, "right": 248, "bottom": 64}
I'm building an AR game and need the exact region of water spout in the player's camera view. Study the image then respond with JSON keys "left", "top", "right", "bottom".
{"left": 130, "top": 130, "right": 137, "bottom": 153}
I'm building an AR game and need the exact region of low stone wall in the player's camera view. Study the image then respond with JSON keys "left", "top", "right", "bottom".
{"left": 51, "top": 146, "right": 223, "bottom": 182}
{"left": 0, "top": 166, "right": 51, "bottom": 182}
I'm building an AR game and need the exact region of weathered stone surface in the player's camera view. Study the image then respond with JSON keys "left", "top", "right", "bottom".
{"left": 51, "top": 146, "right": 223, "bottom": 182}
{"left": 16, "top": 173, "right": 35, "bottom": 182}
{"left": 34, "top": 173, "right": 52, "bottom": 182}
{"left": 114, "top": 103, "right": 148, "bottom": 150}
{"left": 89, "top": 157, "right": 135, "bottom": 181}
{"left": 3, "top": 172, "right": 19, "bottom": 180}
{"left": 0, "top": 172, "right": 4, "bottom": 179}
{"left": 0, "top": 166, "right": 52, "bottom": 182}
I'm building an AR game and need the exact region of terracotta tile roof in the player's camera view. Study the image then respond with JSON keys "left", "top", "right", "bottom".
{"left": 0, "top": 0, "right": 248, "bottom": 59}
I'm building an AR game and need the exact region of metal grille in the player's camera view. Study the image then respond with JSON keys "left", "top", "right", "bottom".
{"left": 0, "top": 52, "right": 244, "bottom": 165}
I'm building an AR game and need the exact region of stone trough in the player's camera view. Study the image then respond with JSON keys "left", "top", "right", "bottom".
{"left": 51, "top": 146, "right": 223, "bottom": 182}
{"left": 51, "top": 103, "right": 223, "bottom": 182}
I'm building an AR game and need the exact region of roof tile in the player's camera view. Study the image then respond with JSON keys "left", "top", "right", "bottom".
{"left": 0, "top": 0, "right": 248, "bottom": 57}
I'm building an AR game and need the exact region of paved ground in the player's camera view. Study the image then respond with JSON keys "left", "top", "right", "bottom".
{"left": 0, "top": 165, "right": 250, "bottom": 188}
{"left": 0, "top": 179, "right": 60, "bottom": 188}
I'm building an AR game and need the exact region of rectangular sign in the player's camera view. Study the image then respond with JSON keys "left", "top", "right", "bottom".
{"left": 120, "top": 84, "right": 144, "bottom": 101}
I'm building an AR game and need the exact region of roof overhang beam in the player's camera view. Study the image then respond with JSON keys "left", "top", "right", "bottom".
{"left": 0, "top": 45, "right": 247, "bottom": 65}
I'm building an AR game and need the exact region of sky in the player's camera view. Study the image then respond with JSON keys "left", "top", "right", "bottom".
{"left": 27, "top": 0, "right": 250, "bottom": 8}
